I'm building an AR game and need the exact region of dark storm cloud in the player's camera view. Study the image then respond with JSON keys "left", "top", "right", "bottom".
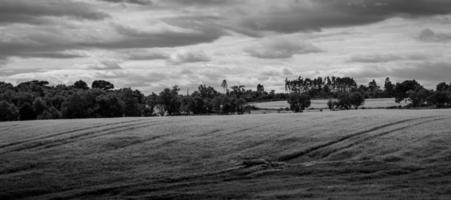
{"left": 0, "top": 39, "right": 82, "bottom": 60}
{"left": 0, "top": 0, "right": 109, "bottom": 24}
{"left": 0, "top": 22, "right": 226, "bottom": 60}
{"left": 417, "top": 29, "right": 451, "bottom": 42}
{"left": 239, "top": 0, "right": 451, "bottom": 33}
{"left": 89, "top": 23, "right": 227, "bottom": 49}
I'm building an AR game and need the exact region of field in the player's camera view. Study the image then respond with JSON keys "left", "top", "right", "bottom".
{"left": 1, "top": 109, "right": 451, "bottom": 199}
{"left": 251, "top": 98, "right": 406, "bottom": 111}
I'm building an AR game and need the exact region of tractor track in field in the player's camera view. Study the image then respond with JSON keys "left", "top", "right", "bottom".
{"left": 0, "top": 120, "right": 171, "bottom": 154}
{"left": 276, "top": 116, "right": 437, "bottom": 162}
{"left": 0, "top": 118, "right": 148, "bottom": 149}
{"left": 33, "top": 163, "right": 260, "bottom": 200}
{"left": 316, "top": 117, "right": 447, "bottom": 159}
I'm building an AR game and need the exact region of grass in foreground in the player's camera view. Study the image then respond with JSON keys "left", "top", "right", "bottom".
{"left": 0, "top": 109, "right": 451, "bottom": 199}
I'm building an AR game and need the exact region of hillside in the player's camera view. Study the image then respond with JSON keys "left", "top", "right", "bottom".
{"left": 1, "top": 110, "right": 451, "bottom": 199}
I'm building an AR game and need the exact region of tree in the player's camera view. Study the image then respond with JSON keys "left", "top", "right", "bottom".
{"left": 230, "top": 85, "right": 245, "bottom": 98}
{"left": 61, "top": 92, "right": 96, "bottom": 118}
{"left": 394, "top": 80, "right": 423, "bottom": 103}
{"left": 221, "top": 80, "right": 228, "bottom": 94}
{"left": 287, "top": 93, "right": 311, "bottom": 112}
{"left": 407, "top": 88, "right": 432, "bottom": 107}
{"left": 349, "top": 92, "right": 365, "bottom": 109}
{"left": 0, "top": 101, "right": 19, "bottom": 121}
{"left": 158, "top": 86, "right": 181, "bottom": 115}
{"left": 118, "top": 88, "right": 142, "bottom": 117}
{"left": 180, "top": 96, "right": 194, "bottom": 115}
{"left": 257, "top": 84, "right": 265, "bottom": 93}
{"left": 73, "top": 80, "right": 89, "bottom": 90}
{"left": 96, "top": 94, "right": 125, "bottom": 117}
{"left": 384, "top": 77, "right": 394, "bottom": 97}
{"left": 427, "top": 91, "right": 450, "bottom": 108}
{"left": 19, "top": 103, "right": 36, "bottom": 120}
{"left": 144, "top": 93, "right": 158, "bottom": 116}
{"left": 436, "top": 82, "right": 450, "bottom": 92}
{"left": 33, "top": 97, "right": 47, "bottom": 116}
{"left": 92, "top": 80, "right": 114, "bottom": 90}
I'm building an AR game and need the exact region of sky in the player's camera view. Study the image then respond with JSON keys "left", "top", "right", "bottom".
{"left": 1, "top": 0, "right": 451, "bottom": 94}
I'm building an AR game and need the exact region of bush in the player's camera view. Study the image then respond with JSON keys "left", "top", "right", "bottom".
{"left": 336, "top": 93, "right": 351, "bottom": 110}
{"left": 287, "top": 93, "right": 311, "bottom": 112}
{"left": 327, "top": 99, "right": 336, "bottom": 110}
{"left": 349, "top": 92, "right": 365, "bottom": 109}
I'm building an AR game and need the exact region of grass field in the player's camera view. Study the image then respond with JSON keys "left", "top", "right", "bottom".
{"left": 252, "top": 98, "right": 406, "bottom": 110}
{"left": 1, "top": 109, "right": 451, "bottom": 199}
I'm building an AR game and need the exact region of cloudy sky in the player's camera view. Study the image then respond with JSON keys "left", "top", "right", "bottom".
{"left": 1, "top": 0, "right": 451, "bottom": 94}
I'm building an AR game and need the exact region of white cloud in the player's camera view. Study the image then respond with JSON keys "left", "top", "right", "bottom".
{"left": 168, "top": 50, "right": 210, "bottom": 64}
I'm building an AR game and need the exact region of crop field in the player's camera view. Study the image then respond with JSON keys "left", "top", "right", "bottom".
{"left": 252, "top": 98, "right": 406, "bottom": 110}
{"left": 1, "top": 109, "right": 451, "bottom": 199}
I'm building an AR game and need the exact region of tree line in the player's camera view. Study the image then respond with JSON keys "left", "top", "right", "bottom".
{"left": 285, "top": 76, "right": 397, "bottom": 98}
{"left": 0, "top": 80, "right": 286, "bottom": 121}
{"left": 285, "top": 76, "right": 451, "bottom": 112}
{"left": 1, "top": 77, "right": 451, "bottom": 121}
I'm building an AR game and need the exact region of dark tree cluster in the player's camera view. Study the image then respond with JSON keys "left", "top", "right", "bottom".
{"left": 0, "top": 80, "right": 281, "bottom": 121}
{"left": 0, "top": 80, "right": 149, "bottom": 121}
{"left": 285, "top": 75, "right": 451, "bottom": 112}
{"left": 327, "top": 92, "right": 365, "bottom": 110}
{"left": 225, "top": 83, "right": 287, "bottom": 102}
{"left": 285, "top": 76, "right": 358, "bottom": 98}
{"left": 393, "top": 80, "right": 451, "bottom": 108}
{"left": 285, "top": 76, "right": 397, "bottom": 99}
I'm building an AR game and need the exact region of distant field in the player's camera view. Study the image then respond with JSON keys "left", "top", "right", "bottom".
{"left": 252, "top": 98, "right": 405, "bottom": 110}
{"left": 1, "top": 109, "right": 451, "bottom": 199}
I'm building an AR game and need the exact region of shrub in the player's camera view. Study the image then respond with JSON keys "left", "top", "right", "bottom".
{"left": 327, "top": 99, "right": 335, "bottom": 110}
{"left": 287, "top": 93, "right": 311, "bottom": 112}
{"left": 349, "top": 92, "right": 365, "bottom": 109}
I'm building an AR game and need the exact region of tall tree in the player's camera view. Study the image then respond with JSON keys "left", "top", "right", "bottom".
{"left": 384, "top": 77, "right": 394, "bottom": 97}
{"left": 221, "top": 80, "right": 228, "bottom": 94}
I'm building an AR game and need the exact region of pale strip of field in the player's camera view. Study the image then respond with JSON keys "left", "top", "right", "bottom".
{"left": 252, "top": 98, "right": 406, "bottom": 110}
{"left": 0, "top": 109, "right": 450, "bottom": 199}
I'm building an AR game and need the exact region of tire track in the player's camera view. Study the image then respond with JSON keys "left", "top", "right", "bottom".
{"left": 317, "top": 117, "right": 446, "bottom": 159}
{"left": 0, "top": 118, "right": 148, "bottom": 150}
{"left": 38, "top": 165, "right": 250, "bottom": 200}
{"left": 0, "top": 120, "right": 169, "bottom": 154}
{"left": 276, "top": 116, "right": 435, "bottom": 162}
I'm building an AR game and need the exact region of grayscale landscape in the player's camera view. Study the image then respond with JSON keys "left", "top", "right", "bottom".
{"left": 1, "top": 0, "right": 451, "bottom": 199}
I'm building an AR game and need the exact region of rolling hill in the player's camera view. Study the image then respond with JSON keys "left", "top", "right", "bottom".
{"left": 1, "top": 109, "right": 451, "bottom": 199}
